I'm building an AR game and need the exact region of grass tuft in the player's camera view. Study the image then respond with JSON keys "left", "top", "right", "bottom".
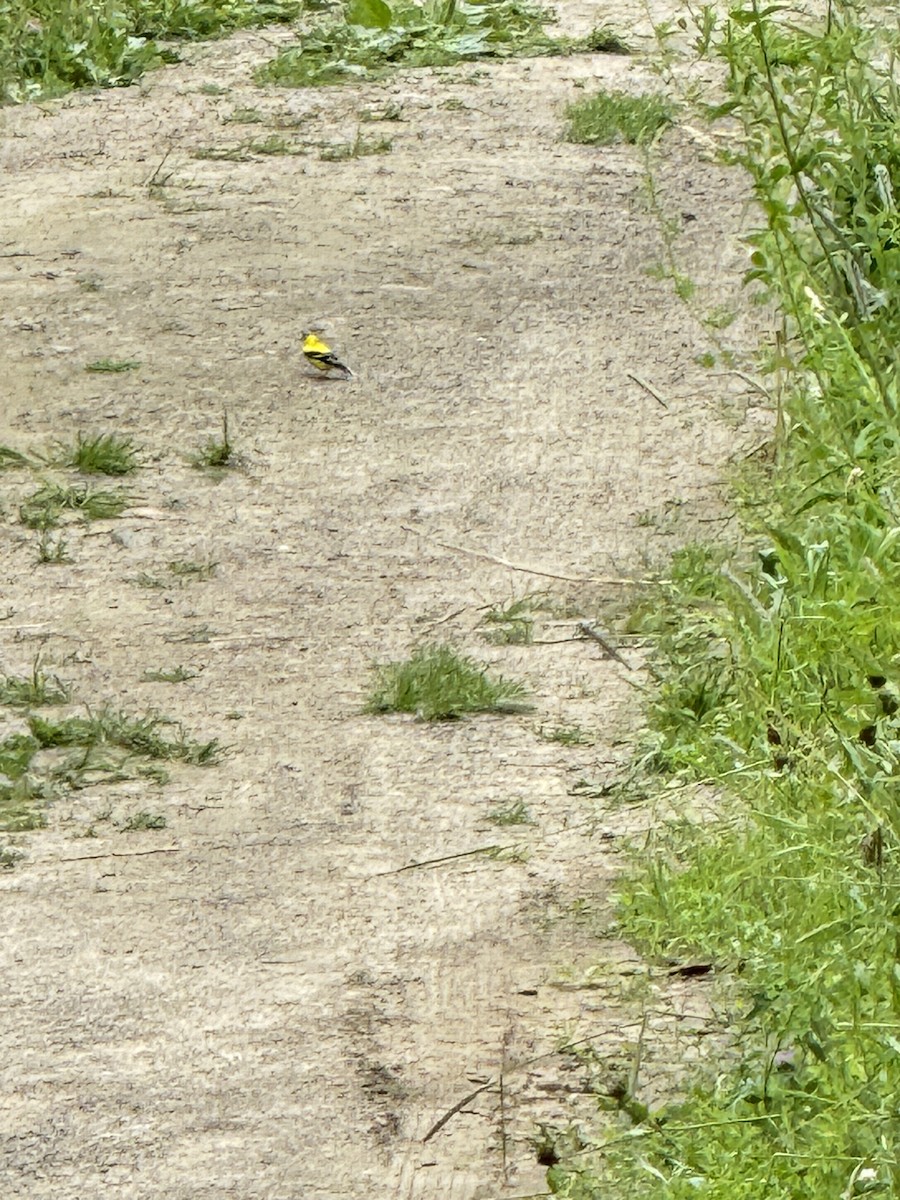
{"left": 0, "top": 663, "right": 72, "bottom": 709}
{"left": 19, "top": 482, "right": 130, "bottom": 528}
{"left": 480, "top": 594, "right": 548, "bottom": 644}
{"left": 56, "top": 432, "right": 140, "bottom": 476}
{"left": 564, "top": 89, "right": 674, "bottom": 146}
{"left": 190, "top": 413, "right": 235, "bottom": 470}
{"left": 36, "top": 532, "right": 71, "bottom": 563}
{"left": 0, "top": 445, "right": 32, "bottom": 469}
{"left": 538, "top": 724, "right": 594, "bottom": 746}
{"left": 366, "top": 644, "right": 530, "bottom": 720}
{"left": 487, "top": 800, "right": 533, "bottom": 826}
{"left": 29, "top": 709, "right": 222, "bottom": 765}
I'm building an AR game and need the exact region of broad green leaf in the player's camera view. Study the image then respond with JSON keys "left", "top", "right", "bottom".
{"left": 347, "top": 0, "right": 393, "bottom": 29}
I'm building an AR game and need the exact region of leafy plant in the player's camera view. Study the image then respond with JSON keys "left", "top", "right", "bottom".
{"left": 256, "top": 0, "right": 616, "bottom": 87}
{"left": 366, "top": 644, "right": 530, "bottom": 720}
{"left": 0, "top": 1, "right": 300, "bottom": 103}
{"left": 487, "top": 799, "right": 533, "bottom": 825}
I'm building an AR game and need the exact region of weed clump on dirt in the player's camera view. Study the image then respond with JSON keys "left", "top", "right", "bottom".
{"left": 257, "top": 0, "right": 623, "bottom": 87}
{"left": 0, "top": 661, "right": 220, "bottom": 834}
{"left": 366, "top": 645, "right": 530, "bottom": 720}
{"left": 320, "top": 130, "right": 393, "bottom": 161}
{"left": 0, "top": 664, "right": 71, "bottom": 709}
{"left": 190, "top": 414, "right": 236, "bottom": 471}
{"left": 564, "top": 89, "right": 674, "bottom": 146}
{"left": 121, "top": 810, "right": 167, "bottom": 831}
{"left": 19, "top": 482, "right": 130, "bottom": 528}
{"left": 29, "top": 709, "right": 221, "bottom": 765}
{"left": 0, "top": 1, "right": 301, "bottom": 103}
{"left": 55, "top": 432, "right": 140, "bottom": 476}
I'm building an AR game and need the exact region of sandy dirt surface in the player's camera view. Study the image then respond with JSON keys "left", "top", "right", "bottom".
{"left": 1, "top": 10, "right": 769, "bottom": 1198}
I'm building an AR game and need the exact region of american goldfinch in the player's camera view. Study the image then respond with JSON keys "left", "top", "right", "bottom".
{"left": 302, "top": 331, "right": 353, "bottom": 378}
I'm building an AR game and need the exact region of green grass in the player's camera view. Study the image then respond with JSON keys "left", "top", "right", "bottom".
{"left": 142, "top": 666, "right": 199, "bottom": 683}
{"left": 0, "top": 445, "right": 32, "bottom": 469}
{"left": 0, "top": 1, "right": 301, "bottom": 103}
{"left": 168, "top": 559, "right": 218, "bottom": 581}
{"left": 359, "top": 102, "right": 404, "bottom": 121}
{"left": 480, "top": 595, "right": 546, "bottom": 644}
{"left": 548, "top": 3, "right": 900, "bottom": 1198}
{"left": 0, "top": 663, "right": 71, "bottom": 709}
{"left": 703, "top": 304, "right": 737, "bottom": 330}
{"left": 564, "top": 89, "right": 674, "bottom": 146}
{"left": 190, "top": 414, "right": 235, "bottom": 471}
{"left": 580, "top": 25, "right": 630, "bottom": 53}
{"left": 165, "top": 624, "right": 218, "bottom": 644}
{"left": 84, "top": 358, "right": 141, "bottom": 373}
{"left": 0, "top": 673, "right": 219, "bottom": 836}
{"left": 56, "top": 432, "right": 140, "bottom": 476}
{"left": 247, "top": 134, "right": 304, "bottom": 155}
{"left": 366, "top": 645, "right": 531, "bottom": 720}
{"left": 487, "top": 800, "right": 533, "bottom": 826}
{"left": 29, "top": 709, "right": 221, "bottom": 765}
{"left": 320, "top": 130, "right": 392, "bottom": 161}
{"left": 193, "top": 135, "right": 307, "bottom": 160}
{"left": 225, "top": 106, "right": 266, "bottom": 123}
{"left": 19, "top": 482, "right": 130, "bottom": 528}
{"left": 121, "top": 810, "right": 167, "bottom": 831}
{"left": 256, "top": 0, "right": 622, "bottom": 87}
{"left": 0, "top": 730, "right": 58, "bottom": 829}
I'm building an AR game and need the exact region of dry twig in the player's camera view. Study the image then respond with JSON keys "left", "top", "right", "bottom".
{"left": 401, "top": 526, "right": 638, "bottom": 586}
{"left": 626, "top": 371, "right": 669, "bottom": 409}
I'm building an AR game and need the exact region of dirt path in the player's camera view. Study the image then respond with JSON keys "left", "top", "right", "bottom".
{"left": 1, "top": 13, "right": 766, "bottom": 1198}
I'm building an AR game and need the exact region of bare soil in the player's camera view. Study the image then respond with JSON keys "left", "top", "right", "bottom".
{"left": 1, "top": 12, "right": 769, "bottom": 1199}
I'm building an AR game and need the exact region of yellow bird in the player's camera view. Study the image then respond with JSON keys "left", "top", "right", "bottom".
{"left": 302, "top": 331, "right": 353, "bottom": 378}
